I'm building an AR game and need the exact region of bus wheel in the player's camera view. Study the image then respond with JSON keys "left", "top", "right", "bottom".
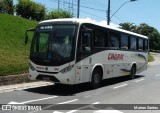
{"left": 130, "top": 65, "right": 136, "bottom": 79}
{"left": 90, "top": 68, "right": 102, "bottom": 89}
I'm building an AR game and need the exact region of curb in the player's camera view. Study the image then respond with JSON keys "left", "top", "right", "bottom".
{"left": 0, "top": 81, "right": 54, "bottom": 93}
{"left": 0, "top": 73, "right": 31, "bottom": 86}
{"left": 0, "top": 73, "right": 54, "bottom": 93}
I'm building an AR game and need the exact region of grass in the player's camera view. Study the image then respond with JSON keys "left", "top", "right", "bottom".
{"left": 148, "top": 53, "right": 154, "bottom": 62}
{"left": 0, "top": 14, "right": 37, "bottom": 76}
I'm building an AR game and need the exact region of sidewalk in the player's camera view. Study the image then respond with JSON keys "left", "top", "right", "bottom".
{"left": 0, "top": 81, "right": 54, "bottom": 93}
{"left": 148, "top": 53, "right": 160, "bottom": 65}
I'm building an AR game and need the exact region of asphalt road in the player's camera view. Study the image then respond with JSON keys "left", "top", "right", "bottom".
{"left": 0, "top": 53, "right": 160, "bottom": 113}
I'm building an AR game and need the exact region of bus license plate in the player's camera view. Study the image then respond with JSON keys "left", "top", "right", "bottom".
{"left": 42, "top": 76, "right": 51, "bottom": 81}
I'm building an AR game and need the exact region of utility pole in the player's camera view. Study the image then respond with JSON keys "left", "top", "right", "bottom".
{"left": 58, "top": 0, "right": 60, "bottom": 12}
{"left": 77, "top": 0, "right": 80, "bottom": 18}
{"left": 68, "top": 0, "right": 70, "bottom": 12}
{"left": 107, "top": 0, "right": 110, "bottom": 25}
{"left": 107, "top": 0, "right": 137, "bottom": 25}
{"left": 71, "top": 0, "right": 73, "bottom": 15}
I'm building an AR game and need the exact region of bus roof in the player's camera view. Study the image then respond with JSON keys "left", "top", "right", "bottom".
{"left": 39, "top": 18, "right": 148, "bottom": 39}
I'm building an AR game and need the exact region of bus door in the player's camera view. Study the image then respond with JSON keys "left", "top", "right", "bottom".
{"left": 75, "top": 29, "right": 92, "bottom": 83}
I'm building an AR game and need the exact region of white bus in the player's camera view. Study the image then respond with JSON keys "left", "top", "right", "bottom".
{"left": 25, "top": 18, "right": 148, "bottom": 89}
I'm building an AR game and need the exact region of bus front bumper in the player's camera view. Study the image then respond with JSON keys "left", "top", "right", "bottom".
{"left": 29, "top": 68, "right": 75, "bottom": 85}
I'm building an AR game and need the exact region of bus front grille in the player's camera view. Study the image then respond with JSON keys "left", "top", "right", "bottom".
{"left": 36, "top": 74, "right": 60, "bottom": 83}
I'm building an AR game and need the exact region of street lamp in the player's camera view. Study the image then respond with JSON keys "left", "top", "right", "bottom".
{"left": 107, "top": 0, "right": 137, "bottom": 25}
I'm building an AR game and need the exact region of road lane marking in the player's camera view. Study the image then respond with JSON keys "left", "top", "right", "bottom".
{"left": 66, "top": 110, "right": 78, "bottom": 113}
{"left": 66, "top": 102, "right": 101, "bottom": 113}
{"left": 29, "top": 99, "right": 78, "bottom": 113}
{"left": 8, "top": 101, "right": 21, "bottom": 104}
{"left": 93, "top": 102, "right": 100, "bottom": 104}
{"left": 94, "top": 110, "right": 123, "bottom": 113}
{"left": 113, "top": 84, "right": 127, "bottom": 89}
{"left": 90, "top": 102, "right": 101, "bottom": 110}
{"left": 8, "top": 96, "right": 58, "bottom": 104}
{"left": 53, "top": 111, "right": 64, "bottom": 113}
{"left": 57, "top": 99, "right": 78, "bottom": 104}
{"left": 155, "top": 74, "right": 160, "bottom": 77}
{"left": 135, "top": 79, "right": 145, "bottom": 83}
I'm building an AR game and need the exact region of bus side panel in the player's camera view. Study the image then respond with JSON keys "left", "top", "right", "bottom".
{"left": 136, "top": 52, "right": 148, "bottom": 74}
{"left": 74, "top": 58, "right": 93, "bottom": 84}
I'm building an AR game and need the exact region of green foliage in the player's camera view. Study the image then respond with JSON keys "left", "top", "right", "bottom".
{"left": 0, "top": 14, "right": 37, "bottom": 76}
{"left": 15, "top": 0, "right": 46, "bottom": 21}
{"left": 0, "top": 0, "right": 14, "bottom": 14}
{"left": 1, "top": 0, "right": 73, "bottom": 21}
{"left": 148, "top": 54, "right": 154, "bottom": 62}
{"left": 136, "top": 23, "right": 160, "bottom": 51}
{"left": 46, "top": 9, "right": 73, "bottom": 19}
{"left": 119, "top": 22, "right": 160, "bottom": 51}
{"left": 119, "top": 22, "right": 137, "bottom": 32}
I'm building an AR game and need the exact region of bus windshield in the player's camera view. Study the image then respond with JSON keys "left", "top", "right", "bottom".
{"left": 30, "top": 24, "right": 77, "bottom": 66}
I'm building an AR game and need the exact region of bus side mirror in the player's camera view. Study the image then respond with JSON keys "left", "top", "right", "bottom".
{"left": 24, "top": 35, "right": 28, "bottom": 45}
{"left": 24, "top": 28, "right": 35, "bottom": 45}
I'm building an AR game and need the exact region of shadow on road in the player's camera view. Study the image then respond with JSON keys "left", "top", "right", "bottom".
{"left": 101, "top": 75, "right": 143, "bottom": 87}
{"left": 25, "top": 75, "right": 144, "bottom": 96}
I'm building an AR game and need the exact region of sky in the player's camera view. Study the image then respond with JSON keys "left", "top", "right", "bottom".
{"left": 13, "top": 0, "right": 160, "bottom": 32}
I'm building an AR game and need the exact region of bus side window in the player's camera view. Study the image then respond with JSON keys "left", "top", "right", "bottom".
{"left": 130, "top": 36, "right": 136, "bottom": 50}
{"left": 81, "top": 32, "right": 91, "bottom": 52}
{"left": 138, "top": 38, "right": 144, "bottom": 51}
{"left": 121, "top": 33, "right": 128, "bottom": 50}
{"left": 143, "top": 39, "right": 148, "bottom": 52}
{"left": 109, "top": 31, "right": 120, "bottom": 49}
{"left": 94, "top": 29, "right": 106, "bottom": 47}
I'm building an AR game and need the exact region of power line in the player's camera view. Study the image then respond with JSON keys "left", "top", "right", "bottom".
{"left": 49, "top": 0, "right": 77, "bottom": 16}
{"left": 82, "top": 0, "right": 106, "bottom": 8}
{"left": 80, "top": 10, "right": 106, "bottom": 20}
{"left": 48, "top": 0, "right": 106, "bottom": 20}
{"left": 114, "top": 15, "right": 124, "bottom": 23}
{"left": 79, "top": 5, "right": 106, "bottom": 12}
{"left": 50, "top": 0, "right": 106, "bottom": 12}
{"left": 91, "top": 0, "right": 107, "bottom": 7}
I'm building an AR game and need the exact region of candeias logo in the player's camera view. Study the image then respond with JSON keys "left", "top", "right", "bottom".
{"left": 108, "top": 53, "right": 124, "bottom": 60}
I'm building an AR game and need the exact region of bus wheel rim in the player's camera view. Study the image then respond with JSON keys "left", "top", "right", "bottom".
{"left": 94, "top": 74, "right": 100, "bottom": 84}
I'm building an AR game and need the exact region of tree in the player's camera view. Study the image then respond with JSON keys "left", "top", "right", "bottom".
{"left": 46, "top": 9, "right": 73, "bottom": 19}
{"left": 119, "top": 22, "right": 137, "bottom": 32}
{"left": 119, "top": 22, "right": 160, "bottom": 51}
{"left": 137, "top": 23, "right": 160, "bottom": 51}
{"left": 30, "top": 2, "right": 46, "bottom": 21}
{"left": 15, "top": 0, "right": 32, "bottom": 19}
{"left": 15, "top": 0, "right": 46, "bottom": 21}
{"left": 0, "top": 1, "right": 3, "bottom": 13}
{"left": 0, "top": 0, "right": 14, "bottom": 14}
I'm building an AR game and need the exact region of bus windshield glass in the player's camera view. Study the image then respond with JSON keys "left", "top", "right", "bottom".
{"left": 30, "top": 24, "right": 77, "bottom": 66}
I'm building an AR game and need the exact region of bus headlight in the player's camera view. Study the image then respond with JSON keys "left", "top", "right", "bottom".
{"left": 29, "top": 63, "right": 35, "bottom": 71}
{"left": 60, "top": 65, "right": 74, "bottom": 74}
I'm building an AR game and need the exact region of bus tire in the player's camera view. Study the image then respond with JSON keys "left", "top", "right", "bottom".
{"left": 90, "top": 68, "right": 102, "bottom": 89}
{"left": 130, "top": 65, "right": 136, "bottom": 79}
{"left": 54, "top": 83, "right": 62, "bottom": 87}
